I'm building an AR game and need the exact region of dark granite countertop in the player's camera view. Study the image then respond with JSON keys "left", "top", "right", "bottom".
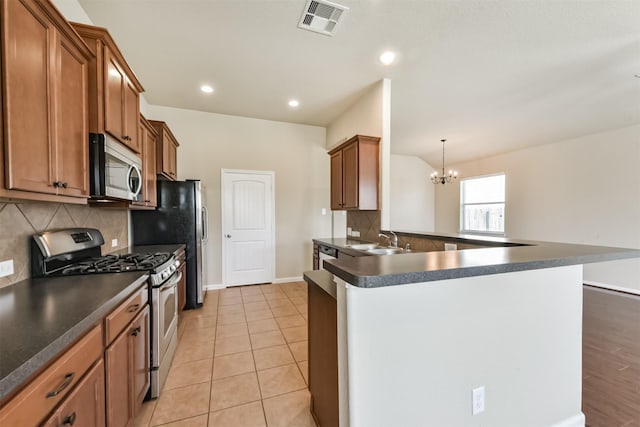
{"left": 303, "top": 270, "right": 337, "bottom": 299}
{"left": 312, "top": 237, "right": 375, "bottom": 257}
{"left": 315, "top": 234, "right": 640, "bottom": 288}
{"left": 0, "top": 272, "right": 148, "bottom": 402}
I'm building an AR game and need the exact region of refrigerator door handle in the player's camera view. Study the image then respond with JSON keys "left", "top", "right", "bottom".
{"left": 202, "top": 206, "right": 209, "bottom": 242}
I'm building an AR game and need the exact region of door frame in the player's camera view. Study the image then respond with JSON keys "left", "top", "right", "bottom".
{"left": 221, "top": 168, "right": 276, "bottom": 286}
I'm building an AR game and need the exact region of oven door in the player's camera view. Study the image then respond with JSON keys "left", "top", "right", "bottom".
{"left": 153, "top": 270, "right": 181, "bottom": 365}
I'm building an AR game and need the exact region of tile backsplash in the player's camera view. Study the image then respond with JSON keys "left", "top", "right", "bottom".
{"left": 347, "top": 210, "right": 381, "bottom": 243}
{"left": 0, "top": 202, "right": 129, "bottom": 288}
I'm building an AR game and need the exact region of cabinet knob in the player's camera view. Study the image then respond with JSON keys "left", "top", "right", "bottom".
{"left": 226, "top": 234, "right": 232, "bottom": 238}
{"left": 53, "top": 181, "right": 60, "bottom": 188}
{"left": 61, "top": 182, "right": 68, "bottom": 189}
{"left": 131, "top": 326, "right": 141, "bottom": 336}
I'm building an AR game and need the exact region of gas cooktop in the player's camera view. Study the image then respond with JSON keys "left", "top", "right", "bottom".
{"left": 59, "top": 252, "right": 173, "bottom": 275}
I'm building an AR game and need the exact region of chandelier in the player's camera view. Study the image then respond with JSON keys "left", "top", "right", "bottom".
{"left": 430, "top": 139, "right": 457, "bottom": 185}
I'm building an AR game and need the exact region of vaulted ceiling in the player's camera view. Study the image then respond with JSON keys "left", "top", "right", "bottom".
{"left": 78, "top": 0, "right": 640, "bottom": 165}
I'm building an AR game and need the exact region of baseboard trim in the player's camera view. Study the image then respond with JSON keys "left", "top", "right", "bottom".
{"left": 584, "top": 281, "right": 640, "bottom": 296}
{"left": 204, "top": 277, "right": 303, "bottom": 290}
{"left": 274, "top": 276, "right": 303, "bottom": 284}
{"left": 553, "top": 413, "right": 585, "bottom": 427}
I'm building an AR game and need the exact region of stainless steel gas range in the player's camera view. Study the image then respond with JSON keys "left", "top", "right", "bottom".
{"left": 31, "top": 228, "right": 180, "bottom": 399}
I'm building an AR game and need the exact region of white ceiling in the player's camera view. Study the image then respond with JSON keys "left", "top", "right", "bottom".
{"left": 77, "top": 0, "right": 640, "bottom": 166}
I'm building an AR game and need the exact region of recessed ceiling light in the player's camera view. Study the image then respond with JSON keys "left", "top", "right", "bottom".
{"left": 379, "top": 51, "right": 396, "bottom": 65}
{"left": 288, "top": 99, "right": 300, "bottom": 107}
{"left": 200, "top": 85, "right": 214, "bottom": 93}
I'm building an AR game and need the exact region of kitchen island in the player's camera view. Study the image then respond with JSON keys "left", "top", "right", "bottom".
{"left": 306, "top": 233, "right": 640, "bottom": 427}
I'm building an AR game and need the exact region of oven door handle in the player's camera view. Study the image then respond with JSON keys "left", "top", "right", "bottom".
{"left": 160, "top": 271, "right": 182, "bottom": 292}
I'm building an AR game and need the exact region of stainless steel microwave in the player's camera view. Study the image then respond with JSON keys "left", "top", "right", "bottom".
{"left": 89, "top": 133, "right": 142, "bottom": 201}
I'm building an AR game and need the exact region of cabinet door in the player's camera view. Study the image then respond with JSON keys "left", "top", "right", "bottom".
{"left": 104, "top": 49, "right": 124, "bottom": 144}
{"left": 2, "top": 0, "right": 57, "bottom": 194}
{"left": 56, "top": 36, "right": 89, "bottom": 197}
{"left": 105, "top": 322, "right": 131, "bottom": 427}
{"left": 341, "top": 142, "right": 359, "bottom": 209}
{"left": 140, "top": 120, "right": 157, "bottom": 207}
{"left": 329, "top": 151, "right": 343, "bottom": 210}
{"left": 160, "top": 129, "right": 178, "bottom": 180}
{"left": 130, "top": 306, "right": 150, "bottom": 410}
{"left": 44, "top": 359, "right": 106, "bottom": 427}
{"left": 123, "top": 80, "right": 141, "bottom": 153}
{"left": 168, "top": 140, "right": 177, "bottom": 179}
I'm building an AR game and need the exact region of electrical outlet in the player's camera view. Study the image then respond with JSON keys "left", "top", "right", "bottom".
{"left": 111, "top": 239, "right": 118, "bottom": 248}
{"left": 0, "top": 260, "right": 14, "bottom": 278}
{"left": 347, "top": 227, "right": 352, "bottom": 236}
{"left": 352, "top": 230, "right": 360, "bottom": 237}
{"left": 321, "top": 208, "right": 327, "bottom": 216}
{"left": 445, "top": 243, "right": 457, "bottom": 251}
{"left": 472, "top": 386, "right": 485, "bottom": 415}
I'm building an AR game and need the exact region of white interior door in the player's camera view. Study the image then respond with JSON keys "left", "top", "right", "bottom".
{"left": 222, "top": 170, "right": 275, "bottom": 286}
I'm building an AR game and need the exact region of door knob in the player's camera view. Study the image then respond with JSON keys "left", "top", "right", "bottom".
{"left": 226, "top": 234, "right": 232, "bottom": 238}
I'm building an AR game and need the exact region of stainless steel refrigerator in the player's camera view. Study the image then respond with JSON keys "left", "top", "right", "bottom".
{"left": 131, "top": 179, "right": 208, "bottom": 309}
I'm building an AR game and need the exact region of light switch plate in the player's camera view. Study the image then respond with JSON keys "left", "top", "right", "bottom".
{"left": 111, "top": 239, "right": 118, "bottom": 247}
{"left": 0, "top": 260, "right": 14, "bottom": 278}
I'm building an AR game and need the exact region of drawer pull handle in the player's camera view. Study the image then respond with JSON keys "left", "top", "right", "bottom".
{"left": 62, "top": 412, "right": 77, "bottom": 426}
{"left": 46, "top": 372, "right": 74, "bottom": 398}
{"left": 131, "top": 326, "right": 141, "bottom": 337}
{"left": 127, "top": 303, "right": 140, "bottom": 313}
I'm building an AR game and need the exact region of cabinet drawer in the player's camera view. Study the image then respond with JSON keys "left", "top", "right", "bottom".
{"left": 43, "top": 359, "right": 105, "bottom": 427}
{"left": 0, "top": 324, "right": 103, "bottom": 426}
{"left": 105, "top": 284, "right": 148, "bottom": 345}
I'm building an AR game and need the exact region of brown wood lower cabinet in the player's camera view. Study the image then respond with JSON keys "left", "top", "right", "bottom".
{"left": 105, "top": 304, "right": 149, "bottom": 427}
{"left": 43, "top": 359, "right": 105, "bottom": 427}
{"left": 308, "top": 275, "right": 339, "bottom": 427}
{"left": 0, "top": 284, "right": 149, "bottom": 426}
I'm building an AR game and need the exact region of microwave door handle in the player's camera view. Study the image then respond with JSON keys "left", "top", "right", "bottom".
{"left": 128, "top": 164, "right": 142, "bottom": 197}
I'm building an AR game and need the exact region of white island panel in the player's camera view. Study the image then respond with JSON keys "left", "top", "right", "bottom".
{"left": 338, "top": 265, "right": 585, "bottom": 427}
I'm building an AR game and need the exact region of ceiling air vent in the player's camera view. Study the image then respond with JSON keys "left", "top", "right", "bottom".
{"left": 298, "top": 0, "right": 349, "bottom": 36}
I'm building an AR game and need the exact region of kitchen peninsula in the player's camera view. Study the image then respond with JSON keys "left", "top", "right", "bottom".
{"left": 306, "top": 232, "right": 640, "bottom": 427}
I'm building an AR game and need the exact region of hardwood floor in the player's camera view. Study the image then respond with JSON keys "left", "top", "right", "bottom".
{"left": 583, "top": 285, "right": 640, "bottom": 427}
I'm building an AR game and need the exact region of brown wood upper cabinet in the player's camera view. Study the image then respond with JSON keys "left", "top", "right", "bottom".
{"left": 328, "top": 135, "right": 380, "bottom": 210}
{"left": 131, "top": 115, "right": 158, "bottom": 209}
{"left": 0, "top": 0, "right": 93, "bottom": 203}
{"left": 71, "top": 22, "right": 144, "bottom": 154}
{"left": 149, "top": 120, "right": 179, "bottom": 180}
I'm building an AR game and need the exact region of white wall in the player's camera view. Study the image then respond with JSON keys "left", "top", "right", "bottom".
{"left": 52, "top": 0, "right": 93, "bottom": 23}
{"left": 326, "top": 79, "right": 392, "bottom": 232}
{"left": 436, "top": 124, "right": 640, "bottom": 292}
{"left": 143, "top": 105, "right": 328, "bottom": 286}
{"left": 339, "top": 266, "right": 584, "bottom": 427}
{"left": 389, "top": 154, "right": 436, "bottom": 232}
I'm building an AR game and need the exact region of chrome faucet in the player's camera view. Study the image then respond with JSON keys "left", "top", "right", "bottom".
{"left": 378, "top": 231, "right": 398, "bottom": 248}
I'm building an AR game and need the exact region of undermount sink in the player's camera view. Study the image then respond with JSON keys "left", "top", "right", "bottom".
{"left": 366, "top": 247, "right": 405, "bottom": 255}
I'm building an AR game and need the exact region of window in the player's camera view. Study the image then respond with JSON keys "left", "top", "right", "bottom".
{"left": 460, "top": 174, "right": 505, "bottom": 234}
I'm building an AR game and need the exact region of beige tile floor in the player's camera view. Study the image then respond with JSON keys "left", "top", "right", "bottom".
{"left": 133, "top": 282, "right": 317, "bottom": 427}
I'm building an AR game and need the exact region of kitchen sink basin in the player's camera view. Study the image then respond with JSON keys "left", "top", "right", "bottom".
{"left": 366, "top": 247, "right": 405, "bottom": 255}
